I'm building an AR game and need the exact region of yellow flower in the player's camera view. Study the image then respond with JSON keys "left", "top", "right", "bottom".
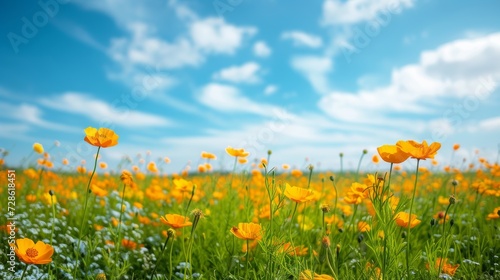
{"left": 33, "top": 143, "right": 44, "bottom": 154}
{"left": 343, "top": 191, "right": 363, "bottom": 205}
{"left": 395, "top": 212, "right": 421, "bottom": 228}
{"left": 13, "top": 238, "right": 54, "bottom": 264}
{"left": 230, "top": 222, "right": 262, "bottom": 241}
{"left": 160, "top": 214, "right": 192, "bottom": 229}
{"left": 284, "top": 183, "right": 316, "bottom": 203}
{"left": 377, "top": 144, "right": 410, "bottom": 164}
{"left": 84, "top": 127, "right": 119, "bottom": 148}
{"left": 396, "top": 140, "right": 441, "bottom": 160}
{"left": 41, "top": 192, "right": 57, "bottom": 205}
{"left": 173, "top": 178, "right": 194, "bottom": 193}
{"left": 225, "top": 146, "right": 249, "bottom": 158}
{"left": 96, "top": 273, "right": 107, "bottom": 280}
{"left": 299, "top": 270, "right": 335, "bottom": 280}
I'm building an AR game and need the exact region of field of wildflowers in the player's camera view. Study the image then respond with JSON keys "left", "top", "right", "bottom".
{"left": 1, "top": 127, "right": 499, "bottom": 280}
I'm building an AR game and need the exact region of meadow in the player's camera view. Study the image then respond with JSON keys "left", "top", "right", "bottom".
{"left": 1, "top": 127, "right": 499, "bottom": 280}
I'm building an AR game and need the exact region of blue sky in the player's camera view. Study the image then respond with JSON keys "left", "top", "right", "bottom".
{"left": 1, "top": 0, "right": 500, "bottom": 173}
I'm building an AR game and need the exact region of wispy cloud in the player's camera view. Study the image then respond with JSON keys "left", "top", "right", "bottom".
{"left": 253, "top": 41, "right": 271, "bottom": 57}
{"left": 282, "top": 31, "right": 323, "bottom": 48}
{"left": 198, "top": 83, "right": 282, "bottom": 117}
{"left": 321, "top": 0, "right": 415, "bottom": 25}
{"left": 291, "top": 55, "right": 332, "bottom": 94}
{"left": 264, "top": 85, "right": 277, "bottom": 95}
{"left": 0, "top": 102, "right": 78, "bottom": 132}
{"left": 53, "top": 20, "right": 107, "bottom": 52}
{"left": 213, "top": 62, "right": 262, "bottom": 84}
{"left": 39, "top": 92, "right": 171, "bottom": 127}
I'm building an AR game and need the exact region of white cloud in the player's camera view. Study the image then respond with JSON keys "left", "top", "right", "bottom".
{"left": 107, "top": 10, "right": 256, "bottom": 70}
{"left": 189, "top": 17, "right": 256, "bottom": 54}
{"left": 253, "top": 41, "right": 271, "bottom": 57}
{"left": 198, "top": 83, "right": 281, "bottom": 116}
{"left": 479, "top": 117, "right": 500, "bottom": 131}
{"left": 264, "top": 85, "right": 278, "bottom": 95}
{"left": 322, "top": 0, "right": 415, "bottom": 25}
{"left": 281, "top": 31, "right": 323, "bottom": 48}
{"left": 291, "top": 56, "right": 332, "bottom": 94}
{"left": 0, "top": 102, "right": 78, "bottom": 132}
{"left": 110, "top": 22, "right": 203, "bottom": 70}
{"left": 213, "top": 62, "right": 261, "bottom": 84}
{"left": 39, "top": 92, "right": 171, "bottom": 127}
{"left": 319, "top": 33, "right": 500, "bottom": 127}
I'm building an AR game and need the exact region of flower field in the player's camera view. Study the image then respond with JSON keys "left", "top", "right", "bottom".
{"left": 1, "top": 128, "right": 499, "bottom": 280}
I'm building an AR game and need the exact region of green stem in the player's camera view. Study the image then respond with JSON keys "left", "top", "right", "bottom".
{"left": 19, "top": 264, "right": 29, "bottom": 280}
{"left": 35, "top": 167, "right": 44, "bottom": 195}
{"left": 325, "top": 248, "right": 338, "bottom": 280}
{"left": 150, "top": 235, "right": 171, "bottom": 280}
{"left": 78, "top": 146, "right": 101, "bottom": 236}
{"left": 382, "top": 163, "right": 393, "bottom": 277}
{"left": 437, "top": 203, "right": 453, "bottom": 276}
{"left": 169, "top": 240, "right": 174, "bottom": 280}
{"left": 406, "top": 159, "right": 420, "bottom": 278}
{"left": 48, "top": 194, "right": 56, "bottom": 278}
{"left": 307, "top": 166, "right": 313, "bottom": 189}
{"left": 114, "top": 180, "right": 128, "bottom": 279}
{"left": 245, "top": 239, "right": 250, "bottom": 280}
{"left": 73, "top": 146, "right": 100, "bottom": 278}
{"left": 356, "top": 152, "right": 367, "bottom": 181}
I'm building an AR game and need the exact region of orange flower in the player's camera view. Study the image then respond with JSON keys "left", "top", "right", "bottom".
{"left": 84, "top": 127, "right": 119, "bottom": 148}
{"left": 396, "top": 140, "right": 441, "bottom": 160}
{"left": 33, "top": 143, "right": 44, "bottom": 154}
{"left": 147, "top": 161, "right": 158, "bottom": 173}
{"left": 160, "top": 214, "right": 192, "bottom": 229}
{"left": 90, "top": 184, "right": 108, "bottom": 197}
{"left": 395, "top": 212, "right": 421, "bottom": 228}
{"left": 452, "top": 144, "right": 460, "bottom": 151}
{"left": 230, "top": 222, "right": 262, "bottom": 240}
{"left": 284, "top": 183, "right": 316, "bottom": 203}
{"left": 372, "top": 155, "right": 379, "bottom": 164}
{"left": 13, "top": 238, "right": 54, "bottom": 265}
{"left": 426, "top": 258, "right": 459, "bottom": 276}
{"left": 225, "top": 146, "right": 249, "bottom": 158}
{"left": 201, "top": 151, "right": 217, "bottom": 160}
{"left": 291, "top": 169, "right": 303, "bottom": 177}
{"left": 433, "top": 211, "right": 450, "bottom": 224}
{"left": 281, "top": 242, "right": 308, "bottom": 256}
{"left": 121, "top": 239, "right": 138, "bottom": 250}
{"left": 299, "top": 270, "right": 335, "bottom": 280}
{"left": 486, "top": 207, "right": 500, "bottom": 220}
{"left": 120, "top": 170, "right": 134, "bottom": 186}
{"left": 358, "top": 221, "right": 371, "bottom": 232}
{"left": 377, "top": 144, "right": 410, "bottom": 164}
